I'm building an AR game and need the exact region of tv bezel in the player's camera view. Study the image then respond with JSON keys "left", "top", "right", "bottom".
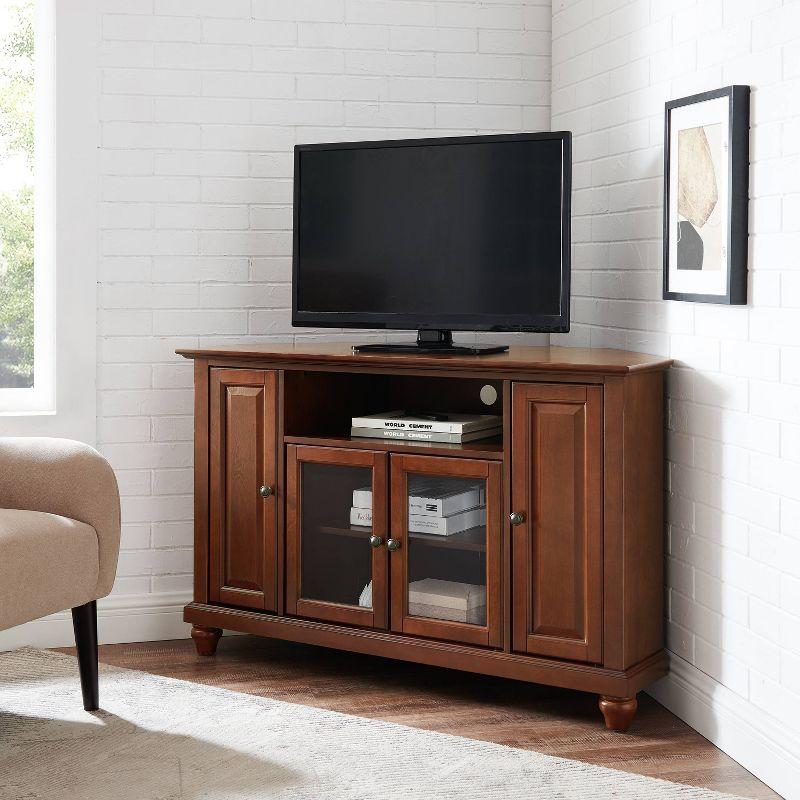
{"left": 291, "top": 131, "right": 572, "bottom": 335}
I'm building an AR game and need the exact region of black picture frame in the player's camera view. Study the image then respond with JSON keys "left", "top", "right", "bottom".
{"left": 663, "top": 85, "right": 750, "bottom": 304}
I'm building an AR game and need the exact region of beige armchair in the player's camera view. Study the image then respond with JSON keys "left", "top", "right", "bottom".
{"left": 0, "top": 437, "right": 120, "bottom": 710}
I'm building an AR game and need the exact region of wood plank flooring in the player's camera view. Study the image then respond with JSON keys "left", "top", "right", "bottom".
{"left": 62, "top": 635, "right": 781, "bottom": 799}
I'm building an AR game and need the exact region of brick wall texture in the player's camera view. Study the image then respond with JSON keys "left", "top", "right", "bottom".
{"left": 550, "top": 0, "right": 800, "bottom": 738}
{"left": 97, "top": 0, "right": 800, "bottom": 749}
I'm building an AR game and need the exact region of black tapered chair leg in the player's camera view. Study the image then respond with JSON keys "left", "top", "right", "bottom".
{"left": 71, "top": 600, "right": 99, "bottom": 711}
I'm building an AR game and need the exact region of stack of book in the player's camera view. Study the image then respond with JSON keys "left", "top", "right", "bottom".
{"left": 350, "top": 485, "right": 373, "bottom": 527}
{"left": 360, "top": 577, "right": 487, "bottom": 624}
{"left": 407, "top": 479, "right": 485, "bottom": 535}
{"left": 350, "top": 410, "right": 501, "bottom": 444}
{"left": 408, "top": 578, "right": 486, "bottom": 625}
{"left": 350, "top": 479, "right": 486, "bottom": 537}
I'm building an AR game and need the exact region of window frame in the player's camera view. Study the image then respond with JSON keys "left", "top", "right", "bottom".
{"left": 0, "top": 0, "right": 97, "bottom": 443}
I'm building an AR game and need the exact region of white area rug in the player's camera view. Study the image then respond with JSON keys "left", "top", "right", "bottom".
{"left": 0, "top": 648, "right": 748, "bottom": 800}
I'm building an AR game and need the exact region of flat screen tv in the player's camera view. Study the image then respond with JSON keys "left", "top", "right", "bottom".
{"left": 292, "top": 132, "right": 571, "bottom": 355}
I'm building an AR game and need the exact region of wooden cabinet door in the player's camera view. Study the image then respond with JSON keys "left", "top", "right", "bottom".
{"left": 286, "top": 445, "right": 389, "bottom": 629}
{"left": 209, "top": 368, "right": 278, "bottom": 611}
{"left": 511, "top": 383, "right": 602, "bottom": 663}
{"left": 389, "top": 454, "right": 502, "bottom": 648}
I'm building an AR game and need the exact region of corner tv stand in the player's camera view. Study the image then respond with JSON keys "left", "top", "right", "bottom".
{"left": 179, "top": 343, "right": 672, "bottom": 731}
{"left": 352, "top": 329, "right": 509, "bottom": 355}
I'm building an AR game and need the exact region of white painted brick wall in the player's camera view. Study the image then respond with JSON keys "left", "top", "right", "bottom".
{"left": 98, "top": 1, "right": 551, "bottom": 598}
{"left": 551, "top": 0, "right": 800, "bottom": 744}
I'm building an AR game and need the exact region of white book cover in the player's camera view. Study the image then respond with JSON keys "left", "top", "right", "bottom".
{"left": 408, "top": 504, "right": 486, "bottom": 536}
{"left": 353, "top": 484, "right": 440, "bottom": 509}
{"left": 408, "top": 578, "right": 486, "bottom": 611}
{"left": 351, "top": 410, "right": 501, "bottom": 434}
{"left": 352, "top": 486, "right": 372, "bottom": 509}
{"left": 349, "top": 507, "right": 373, "bottom": 527}
{"left": 354, "top": 482, "right": 486, "bottom": 519}
{"left": 408, "top": 481, "right": 484, "bottom": 517}
{"left": 352, "top": 483, "right": 487, "bottom": 519}
{"left": 350, "top": 426, "right": 501, "bottom": 444}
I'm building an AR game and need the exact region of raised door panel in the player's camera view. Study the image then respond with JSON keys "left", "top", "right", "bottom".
{"left": 209, "top": 368, "right": 277, "bottom": 611}
{"left": 511, "top": 383, "right": 602, "bottom": 663}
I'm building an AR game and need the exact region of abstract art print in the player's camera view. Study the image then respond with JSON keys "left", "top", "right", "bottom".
{"left": 663, "top": 86, "right": 750, "bottom": 304}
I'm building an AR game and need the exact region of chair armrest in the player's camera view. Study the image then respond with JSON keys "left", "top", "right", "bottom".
{"left": 0, "top": 437, "right": 121, "bottom": 598}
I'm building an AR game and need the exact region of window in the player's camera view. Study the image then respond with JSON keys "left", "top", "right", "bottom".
{"left": 0, "top": 0, "right": 53, "bottom": 414}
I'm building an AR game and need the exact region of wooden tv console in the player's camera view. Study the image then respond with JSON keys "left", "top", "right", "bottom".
{"left": 179, "top": 343, "right": 672, "bottom": 731}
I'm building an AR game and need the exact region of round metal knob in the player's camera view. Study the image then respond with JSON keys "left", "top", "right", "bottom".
{"left": 387, "top": 538, "right": 401, "bottom": 552}
{"left": 509, "top": 511, "right": 526, "bottom": 526}
{"left": 369, "top": 535, "right": 383, "bottom": 548}
{"left": 259, "top": 485, "right": 274, "bottom": 498}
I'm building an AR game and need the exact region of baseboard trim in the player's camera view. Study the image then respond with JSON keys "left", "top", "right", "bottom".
{"left": 646, "top": 652, "right": 798, "bottom": 800}
{"left": 0, "top": 591, "right": 193, "bottom": 652}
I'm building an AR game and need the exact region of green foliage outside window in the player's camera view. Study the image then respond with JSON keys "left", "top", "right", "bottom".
{"left": 0, "top": 0, "right": 34, "bottom": 388}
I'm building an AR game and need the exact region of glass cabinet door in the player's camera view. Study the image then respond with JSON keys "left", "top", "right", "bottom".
{"left": 286, "top": 446, "right": 388, "bottom": 628}
{"left": 389, "top": 454, "right": 502, "bottom": 647}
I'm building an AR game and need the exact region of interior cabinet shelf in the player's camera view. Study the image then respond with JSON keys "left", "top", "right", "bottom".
{"left": 283, "top": 433, "right": 504, "bottom": 461}
{"left": 317, "top": 524, "right": 371, "bottom": 541}
{"left": 317, "top": 523, "right": 487, "bottom": 552}
{"left": 408, "top": 526, "right": 487, "bottom": 552}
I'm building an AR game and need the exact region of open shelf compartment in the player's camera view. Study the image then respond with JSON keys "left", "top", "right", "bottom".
{"left": 282, "top": 370, "right": 505, "bottom": 457}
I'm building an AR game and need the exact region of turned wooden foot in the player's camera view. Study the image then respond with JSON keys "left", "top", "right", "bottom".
{"left": 191, "top": 625, "right": 222, "bottom": 656}
{"left": 598, "top": 695, "right": 638, "bottom": 732}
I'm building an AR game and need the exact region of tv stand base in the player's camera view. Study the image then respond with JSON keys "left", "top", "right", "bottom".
{"left": 352, "top": 329, "right": 509, "bottom": 356}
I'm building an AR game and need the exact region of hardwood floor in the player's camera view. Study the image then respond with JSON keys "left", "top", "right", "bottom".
{"left": 62, "top": 635, "right": 781, "bottom": 800}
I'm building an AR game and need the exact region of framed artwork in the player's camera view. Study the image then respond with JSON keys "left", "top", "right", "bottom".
{"left": 663, "top": 85, "right": 750, "bottom": 304}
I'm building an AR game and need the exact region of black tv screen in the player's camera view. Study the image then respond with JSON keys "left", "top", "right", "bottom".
{"left": 292, "top": 132, "right": 571, "bottom": 333}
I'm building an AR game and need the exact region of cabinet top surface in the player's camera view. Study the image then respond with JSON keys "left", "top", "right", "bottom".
{"left": 177, "top": 343, "right": 672, "bottom": 374}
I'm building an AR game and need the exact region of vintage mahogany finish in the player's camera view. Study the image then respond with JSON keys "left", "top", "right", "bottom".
{"left": 511, "top": 383, "right": 603, "bottom": 663}
{"left": 209, "top": 368, "right": 278, "bottom": 611}
{"left": 181, "top": 343, "right": 672, "bottom": 729}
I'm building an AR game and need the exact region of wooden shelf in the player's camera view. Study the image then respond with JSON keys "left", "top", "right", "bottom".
{"left": 409, "top": 526, "right": 486, "bottom": 552}
{"left": 284, "top": 433, "right": 504, "bottom": 461}
{"left": 317, "top": 523, "right": 486, "bottom": 553}
{"left": 317, "top": 523, "right": 372, "bottom": 540}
